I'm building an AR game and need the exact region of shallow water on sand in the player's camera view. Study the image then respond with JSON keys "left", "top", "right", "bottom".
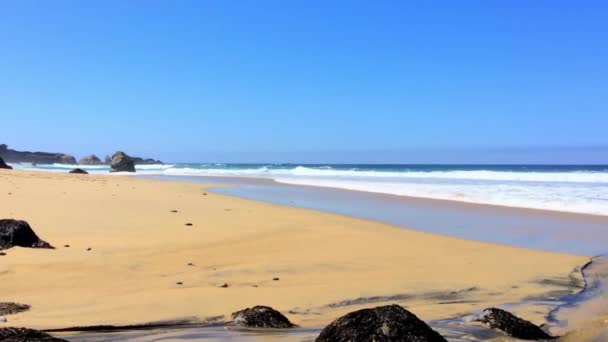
{"left": 56, "top": 320, "right": 507, "bottom": 342}
{"left": 150, "top": 176, "right": 608, "bottom": 256}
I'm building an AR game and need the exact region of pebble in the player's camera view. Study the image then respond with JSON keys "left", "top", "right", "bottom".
{"left": 185, "top": 223, "right": 193, "bottom": 226}
{"left": 176, "top": 282, "right": 183, "bottom": 285}
{"left": 219, "top": 283, "right": 229, "bottom": 288}
{"left": 273, "top": 277, "right": 280, "bottom": 281}
{"left": 0, "top": 316, "right": 6, "bottom": 323}
{"left": 0, "top": 252, "right": 6, "bottom": 256}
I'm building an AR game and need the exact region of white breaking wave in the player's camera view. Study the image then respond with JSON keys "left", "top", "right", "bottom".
{"left": 11, "top": 163, "right": 608, "bottom": 216}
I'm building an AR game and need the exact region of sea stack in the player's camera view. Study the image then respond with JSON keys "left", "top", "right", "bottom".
{"left": 110, "top": 151, "right": 136, "bottom": 172}
{"left": 79, "top": 155, "right": 103, "bottom": 165}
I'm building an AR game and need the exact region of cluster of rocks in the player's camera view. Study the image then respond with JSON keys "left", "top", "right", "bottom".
{"left": 79, "top": 154, "right": 163, "bottom": 166}
{"left": 70, "top": 151, "right": 156, "bottom": 174}
{"left": 227, "top": 305, "right": 555, "bottom": 341}
{"left": 0, "top": 144, "right": 163, "bottom": 172}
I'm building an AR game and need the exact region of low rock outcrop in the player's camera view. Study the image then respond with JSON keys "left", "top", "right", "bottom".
{"left": 478, "top": 308, "right": 555, "bottom": 340}
{"left": 316, "top": 305, "right": 447, "bottom": 342}
{"left": 231, "top": 306, "right": 295, "bottom": 328}
{"left": 104, "top": 155, "right": 111, "bottom": 164}
{"left": 0, "top": 219, "right": 54, "bottom": 250}
{"left": 69, "top": 168, "right": 88, "bottom": 174}
{"left": 0, "top": 327, "right": 67, "bottom": 341}
{"left": 0, "top": 144, "right": 76, "bottom": 165}
{"left": 110, "top": 151, "right": 136, "bottom": 172}
{"left": 0, "top": 157, "right": 11, "bottom": 169}
{"left": 78, "top": 155, "right": 102, "bottom": 165}
{"left": 132, "top": 156, "right": 163, "bottom": 165}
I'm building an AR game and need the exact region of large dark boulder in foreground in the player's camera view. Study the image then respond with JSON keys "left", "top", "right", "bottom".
{"left": 110, "top": 151, "right": 136, "bottom": 172}
{"left": 78, "top": 155, "right": 102, "bottom": 165}
{"left": 479, "top": 308, "right": 555, "bottom": 340}
{"left": 316, "top": 305, "right": 446, "bottom": 342}
{"left": 0, "top": 144, "right": 76, "bottom": 165}
{"left": 0, "top": 220, "right": 54, "bottom": 250}
{"left": 231, "top": 306, "right": 295, "bottom": 328}
{"left": 69, "top": 168, "right": 88, "bottom": 174}
{"left": 0, "top": 327, "right": 67, "bottom": 341}
{"left": 0, "top": 156, "right": 11, "bottom": 169}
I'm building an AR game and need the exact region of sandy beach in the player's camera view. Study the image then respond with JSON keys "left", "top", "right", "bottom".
{"left": 0, "top": 170, "right": 590, "bottom": 333}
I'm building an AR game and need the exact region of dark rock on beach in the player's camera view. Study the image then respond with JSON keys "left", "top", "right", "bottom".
{"left": 0, "top": 327, "right": 68, "bottom": 341}
{"left": 231, "top": 305, "right": 295, "bottom": 328}
{"left": 316, "top": 304, "right": 447, "bottom": 342}
{"left": 0, "top": 302, "right": 30, "bottom": 316}
{"left": 69, "top": 168, "right": 88, "bottom": 174}
{"left": 0, "top": 219, "right": 54, "bottom": 250}
{"left": 478, "top": 308, "right": 555, "bottom": 340}
{"left": 110, "top": 151, "right": 136, "bottom": 172}
{"left": 0, "top": 156, "right": 12, "bottom": 169}
{"left": 78, "top": 155, "right": 102, "bottom": 165}
{"left": 0, "top": 144, "right": 76, "bottom": 165}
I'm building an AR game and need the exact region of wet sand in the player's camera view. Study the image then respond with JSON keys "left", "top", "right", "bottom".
{"left": 0, "top": 170, "right": 591, "bottom": 339}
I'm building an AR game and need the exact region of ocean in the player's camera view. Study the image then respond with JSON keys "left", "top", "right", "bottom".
{"left": 13, "top": 163, "right": 608, "bottom": 216}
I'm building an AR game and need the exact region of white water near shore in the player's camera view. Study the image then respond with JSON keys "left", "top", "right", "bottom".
{"left": 11, "top": 163, "right": 608, "bottom": 216}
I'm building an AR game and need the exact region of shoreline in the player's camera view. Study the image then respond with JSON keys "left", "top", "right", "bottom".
{"left": 0, "top": 169, "right": 597, "bottom": 340}
{"left": 148, "top": 174, "right": 608, "bottom": 220}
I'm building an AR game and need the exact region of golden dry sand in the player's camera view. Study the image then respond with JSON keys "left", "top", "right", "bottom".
{"left": 0, "top": 170, "right": 588, "bottom": 330}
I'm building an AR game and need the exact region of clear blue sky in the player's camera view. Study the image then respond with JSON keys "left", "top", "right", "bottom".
{"left": 1, "top": 1, "right": 607, "bottom": 163}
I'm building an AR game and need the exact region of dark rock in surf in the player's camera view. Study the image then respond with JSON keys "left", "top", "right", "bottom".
{"left": 0, "top": 219, "right": 54, "bottom": 250}
{"left": 0, "top": 327, "right": 68, "bottom": 341}
{"left": 231, "top": 305, "right": 295, "bottom": 328}
{"left": 0, "top": 157, "right": 12, "bottom": 169}
{"left": 316, "top": 304, "right": 446, "bottom": 342}
{"left": 78, "top": 155, "right": 102, "bottom": 165}
{"left": 110, "top": 151, "right": 136, "bottom": 172}
{"left": 69, "top": 168, "right": 88, "bottom": 174}
{"left": 478, "top": 308, "right": 555, "bottom": 340}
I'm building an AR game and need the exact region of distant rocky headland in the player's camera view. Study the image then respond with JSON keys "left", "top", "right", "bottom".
{"left": 0, "top": 144, "right": 163, "bottom": 166}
